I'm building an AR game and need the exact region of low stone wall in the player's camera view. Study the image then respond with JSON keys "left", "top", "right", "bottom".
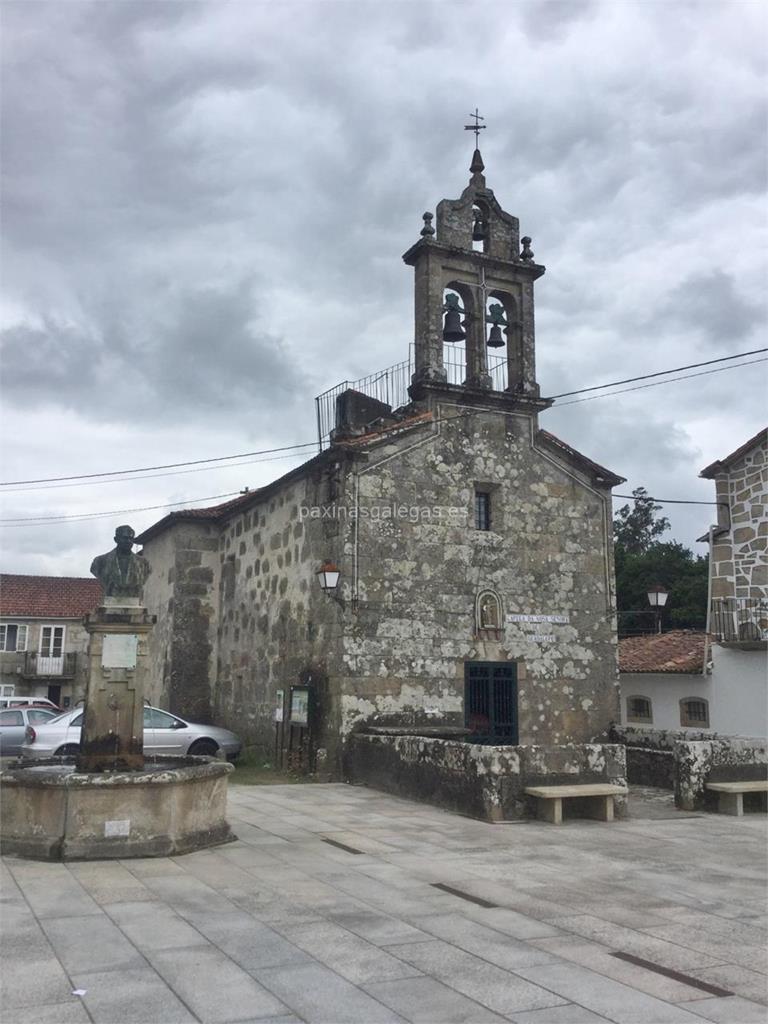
{"left": 345, "top": 732, "right": 627, "bottom": 822}
{"left": 608, "top": 726, "right": 768, "bottom": 810}
{"left": 675, "top": 738, "right": 768, "bottom": 811}
{"left": 608, "top": 727, "right": 709, "bottom": 790}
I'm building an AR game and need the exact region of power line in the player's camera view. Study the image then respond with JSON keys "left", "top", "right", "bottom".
{"left": 555, "top": 358, "right": 767, "bottom": 407}
{"left": 1, "top": 451, "right": 308, "bottom": 495}
{"left": 1, "top": 347, "right": 764, "bottom": 489}
{"left": 0, "top": 441, "right": 318, "bottom": 487}
{"left": 549, "top": 348, "right": 767, "bottom": 399}
{"left": 613, "top": 494, "right": 722, "bottom": 506}
{"left": 0, "top": 491, "right": 241, "bottom": 527}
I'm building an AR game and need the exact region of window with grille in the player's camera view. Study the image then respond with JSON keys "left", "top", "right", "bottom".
{"left": 0, "top": 624, "right": 28, "bottom": 652}
{"left": 465, "top": 662, "right": 518, "bottom": 743}
{"left": 626, "top": 696, "right": 652, "bottom": 723}
{"left": 680, "top": 698, "right": 709, "bottom": 728}
{"left": 475, "top": 491, "right": 491, "bottom": 531}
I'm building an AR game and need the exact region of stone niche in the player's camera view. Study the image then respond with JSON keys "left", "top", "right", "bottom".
{"left": 0, "top": 757, "right": 234, "bottom": 861}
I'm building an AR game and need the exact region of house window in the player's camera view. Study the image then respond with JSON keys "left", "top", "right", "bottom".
{"left": 475, "top": 491, "right": 491, "bottom": 531}
{"left": 39, "top": 626, "right": 64, "bottom": 659}
{"left": 680, "top": 698, "right": 709, "bottom": 728}
{"left": 626, "top": 696, "right": 653, "bottom": 724}
{"left": 0, "top": 624, "right": 28, "bottom": 652}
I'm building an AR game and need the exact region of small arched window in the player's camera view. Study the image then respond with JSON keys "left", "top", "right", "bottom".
{"left": 680, "top": 698, "right": 709, "bottom": 728}
{"left": 471, "top": 202, "right": 489, "bottom": 252}
{"left": 626, "top": 696, "right": 652, "bottom": 724}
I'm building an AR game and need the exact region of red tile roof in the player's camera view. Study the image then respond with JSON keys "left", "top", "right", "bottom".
{"left": 0, "top": 575, "right": 103, "bottom": 618}
{"left": 619, "top": 630, "right": 707, "bottom": 674}
{"left": 700, "top": 427, "right": 767, "bottom": 478}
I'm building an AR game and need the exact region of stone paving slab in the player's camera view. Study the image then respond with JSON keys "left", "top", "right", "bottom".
{"left": 68, "top": 966, "right": 197, "bottom": 1024}
{"left": 2, "top": 782, "right": 767, "bottom": 1023}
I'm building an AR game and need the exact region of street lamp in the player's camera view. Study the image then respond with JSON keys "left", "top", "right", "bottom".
{"left": 647, "top": 583, "right": 669, "bottom": 634}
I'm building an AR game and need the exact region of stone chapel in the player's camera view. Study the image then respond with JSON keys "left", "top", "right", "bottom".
{"left": 138, "top": 145, "right": 625, "bottom": 773}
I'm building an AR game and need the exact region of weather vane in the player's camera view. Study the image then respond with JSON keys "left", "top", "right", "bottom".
{"left": 464, "top": 108, "right": 486, "bottom": 148}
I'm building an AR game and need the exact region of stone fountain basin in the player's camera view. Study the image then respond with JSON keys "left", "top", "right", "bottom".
{"left": 0, "top": 756, "right": 235, "bottom": 861}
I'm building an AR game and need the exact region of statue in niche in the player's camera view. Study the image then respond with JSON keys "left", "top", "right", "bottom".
{"left": 90, "top": 524, "right": 151, "bottom": 599}
{"left": 478, "top": 592, "right": 501, "bottom": 630}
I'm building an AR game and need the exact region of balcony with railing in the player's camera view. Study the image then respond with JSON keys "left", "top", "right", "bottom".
{"left": 314, "top": 344, "right": 508, "bottom": 450}
{"left": 710, "top": 598, "right": 768, "bottom": 648}
{"left": 19, "top": 651, "right": 78, "bottom": 679}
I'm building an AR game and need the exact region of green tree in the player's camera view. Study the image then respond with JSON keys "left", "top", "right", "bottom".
{"left": 613, "top": 490, "right": 708, "bottom": 635}
{"left": 613, "top": 487, "right": 670, "bottom": 555}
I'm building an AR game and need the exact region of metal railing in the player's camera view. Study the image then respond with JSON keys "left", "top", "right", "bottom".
{"left": 314, "top": 345, "right": 508, "bottom": 449}
{"left": 710, "top": 597, "right": 768, "bottom": 643}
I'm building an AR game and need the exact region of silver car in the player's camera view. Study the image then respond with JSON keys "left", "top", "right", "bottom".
{"left": 0, "top": 706, "right": 59, "bottom": 756}
{"left": 19, "top": 705, "right": 241, "bottom": 761}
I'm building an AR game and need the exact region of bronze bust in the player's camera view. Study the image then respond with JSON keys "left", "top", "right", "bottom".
{"left": 90, "top": 525, "right": 151, "bottom": 599}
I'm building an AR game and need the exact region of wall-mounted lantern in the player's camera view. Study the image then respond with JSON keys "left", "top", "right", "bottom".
{"left": 316, "top": 562, "right": 341, "bottom": 592}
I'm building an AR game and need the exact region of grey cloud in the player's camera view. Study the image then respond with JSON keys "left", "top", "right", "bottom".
{"left": 519, "top": 0, "right": 597, "bottom": 42}
{"left": 1, "top": 280, "right": 306, "bottom": 426}
{"left": 659, "top": 270, "right": 764, "bottom": 348}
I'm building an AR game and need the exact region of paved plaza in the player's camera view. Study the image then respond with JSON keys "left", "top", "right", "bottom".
{"left": 2, "top": 783, "right": 767, "bottom": 1024}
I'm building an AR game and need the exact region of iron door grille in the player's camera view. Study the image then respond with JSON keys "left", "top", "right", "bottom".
{"left": 465, "top": 662, "right": 518, "bottom": 744}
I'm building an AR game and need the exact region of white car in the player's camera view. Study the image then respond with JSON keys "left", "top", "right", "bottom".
{"left": 20, "top": 705, "right": 241, "bottom": 761}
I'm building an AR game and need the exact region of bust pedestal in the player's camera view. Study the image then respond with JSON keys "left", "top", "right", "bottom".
{"left": 77, "top": 598, "right": 155, "bottom": 772}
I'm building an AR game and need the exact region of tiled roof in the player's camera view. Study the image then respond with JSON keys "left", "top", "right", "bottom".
{"left": 619, "top": 630, "right": 707, "bottom": 674}
{"left": 700, "top": 427, "right": 767, "bottom": 478}
{"left": 537, "top": 430, "right": 625, "bottom": 487}
{"left": 337, "top": 411, "right": 435, "bottom": 448}
{"left": 135, "top": 450, "right": 331, "bottom": 544}
{"left": 0, "top": 575, "right": 103, "bottom": 618}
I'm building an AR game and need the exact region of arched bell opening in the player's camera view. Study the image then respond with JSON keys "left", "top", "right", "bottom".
{"left": 442, "top": 282, "right": 475, "bottom": 385}
{"left": 487, "top": 290, "right": 521, "bottom": 392}
{"left": 471, "top": 201, "right": 490, "bottom": 253}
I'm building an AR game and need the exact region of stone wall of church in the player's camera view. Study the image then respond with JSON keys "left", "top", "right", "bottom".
{"left": 142, "top": 521, "right": 220, "bottom": 723}
{"left": 213, "top": 470, "right": 345, "bottom": 765}
{"left": 334, "top": 405, "right": 620, "bottom": 748}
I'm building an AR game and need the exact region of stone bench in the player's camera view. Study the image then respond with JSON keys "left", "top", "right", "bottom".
{"left": 524, "top": 783, "right": 628, "bottom": 825}
{"left": 705, "top": 780, "right": 768, "bottom": 816}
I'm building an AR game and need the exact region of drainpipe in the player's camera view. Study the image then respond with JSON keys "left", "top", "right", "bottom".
{"left": 702, "top": 525, "right": 715, "bottom": 676}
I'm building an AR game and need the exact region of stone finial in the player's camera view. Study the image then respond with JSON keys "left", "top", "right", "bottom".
{"left": 470, "top": 148, "right": 485, "bottom": 174}
{"left": 520, "top": 236, "right": 534, "bottom": 263}
{"left": 420, "top": 212, "right": 435, "bottom": 237}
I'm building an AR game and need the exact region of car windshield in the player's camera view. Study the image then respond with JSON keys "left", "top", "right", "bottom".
{"left": 29, "top": 709, "right": 57, "bottom": 724}
{"left": 45, "top": 710, "right": 79, "bottom": 725}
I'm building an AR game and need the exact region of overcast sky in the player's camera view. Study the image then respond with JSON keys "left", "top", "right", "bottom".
{"left": 1, "top": 0, "right": 766, "bottom": 577}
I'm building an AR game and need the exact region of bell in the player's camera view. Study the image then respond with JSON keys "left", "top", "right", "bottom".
{"left": 472, "top": 212, "right": 486, "bottom": 242}
{"left": 487, "top": 324, "right": 505, "bottom": 348}
{"left": 442, "top": 307, "right": 466, "bottom": 343}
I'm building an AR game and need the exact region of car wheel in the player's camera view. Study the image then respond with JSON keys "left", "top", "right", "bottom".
{"left": 188, "top": 739, "right": 219, "bottom": 758}
{"left": 55, "top": 744, "right": 79, "bottom": 756}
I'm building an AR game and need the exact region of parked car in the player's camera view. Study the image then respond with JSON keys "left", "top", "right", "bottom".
{"left": 0, "top": 706, "right": 59, "bottom": 756}
{"left": 19, "top": 705, "right": 241, "bottom": 761}
{"left": 0, "top": 697, "right": 60, "bottom": 711}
